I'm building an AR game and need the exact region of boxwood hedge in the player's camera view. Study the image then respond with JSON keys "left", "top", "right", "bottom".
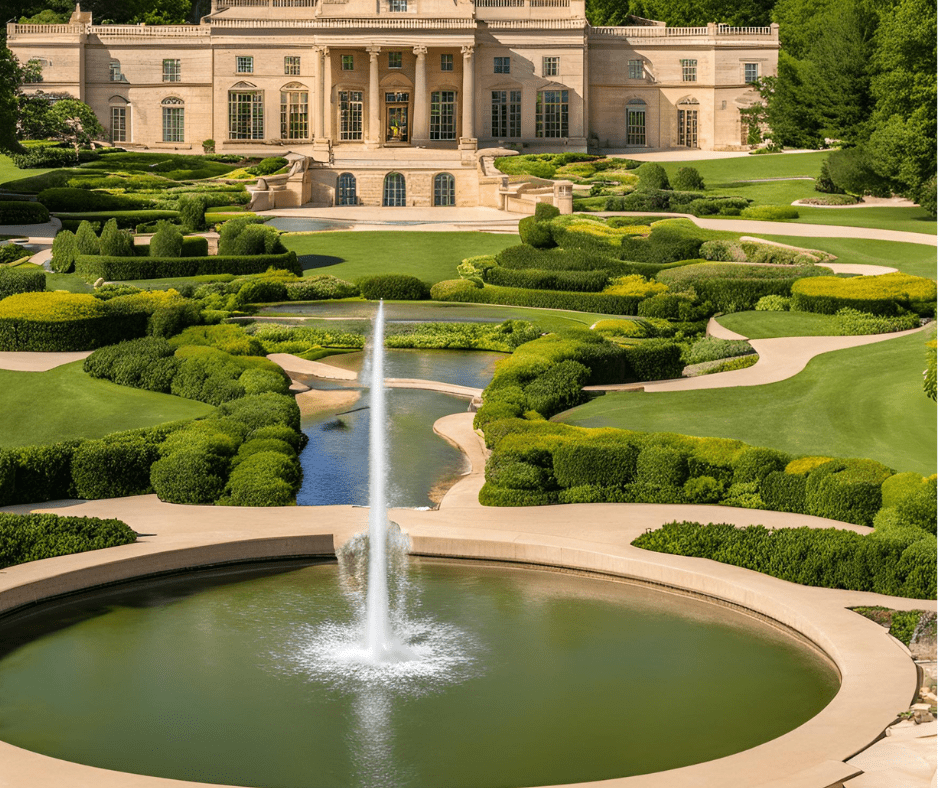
{"left": 0, "top": 267, "right": 45, "bottom": 301}
{"left": 0, "top": 512, "right": 137, "bottom": 569}
{"left": 430, "top": 279, "right": 645, "bottom": 315}
{"left": 790, "top": 273, "right": 937, "bottom": 317}
{"left": 0, "top": 200, "right": 50, "bottom": 224}
{"left": 75, "top": 251, "right": 301, "bottom": 280}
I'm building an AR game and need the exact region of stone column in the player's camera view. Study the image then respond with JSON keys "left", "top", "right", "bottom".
{"left": 460, "top": 45, "right": 476, "bottom": 150}
{"left": 314, "top": 47, "right": 325, "bottom": 140}
{"left": 412, "top": 45, "right": 428, "bottom": 145}
{"left": 367, "top": 45, "right": 382, "bottom": 149}
{"left": 322, "top": 48, "right": 332, "bottom": 141}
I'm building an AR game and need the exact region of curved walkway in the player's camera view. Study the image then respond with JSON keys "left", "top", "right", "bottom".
{"left": 0, "top": 350, "right": 91, "bottom": 372}
{"left": 600, "top": 211, "right": 938, "bottom": 246}
{"left": 586, "top": 323, "right": 931, "bottom": 393}
{"left": 0, "top": 410, "right": 932, "bottom": 788}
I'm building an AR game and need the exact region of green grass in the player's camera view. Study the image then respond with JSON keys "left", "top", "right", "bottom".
{"left": 748, "top": 235, "right": 937, "bottom": 280}
{"left": 0, "top": 361, "right": 214, "bottom": 448}
{"left": 257, "top": 300, "right": 620, "bottom": 333}
{"left": 45, "top": 272, "right": 95, "bottom": 293}
{"left": 282, "top": 231, "right": 521, "bottom": 285}
{"left": 771, "top": 206, "right": 937, "bottom": 235}
{"left": 715, "top": 311, "right": 840, "bottom": 338}
{"left": 657, "top": 151, "right": 831, "bottom": 182}
{"left": 557, "top": 328, "right": 937, "bottom": 475}
{"left": 0, "top": 155, "right": 54, "bottom": 190}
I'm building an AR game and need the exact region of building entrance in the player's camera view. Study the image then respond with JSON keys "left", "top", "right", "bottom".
{"left": 386, "top": 105, "right": 409, "bottom": 143}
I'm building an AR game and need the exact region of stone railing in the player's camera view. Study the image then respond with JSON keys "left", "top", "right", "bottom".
{"left": 211, "top": 15, "right": 475, "bottom": 27}
{"left": 6, "top": 23, "right": 86, "bottom": 36}
{"left": 212, "top": 0, "right": 318, "bottom": 8}
{"left": 591, "top": 23, "right": 778, "bottom": 39}
{"left": 91, "top": 24, "right": 211, "bottom": 37}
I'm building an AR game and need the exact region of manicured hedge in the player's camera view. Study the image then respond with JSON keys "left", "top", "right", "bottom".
{"left": 75, "top": 251, "right": 301, "bottom": 280}
{"left": 0, "top": 200, "right": 50, "bottom": 224}
{"left": 135, "top": 234, "right": 210, "bottom": 258}
{"left": 429, "top": 279, "right": 645, "bottom": 315}
{"left": 486, "top": 267, "right": 609, "bottom": 292}
{"left": 56, "top": 211, "right": 181, "bottom": 230}
{"left": 357, "top": 274, "right": 430, "bottom": 300}
{"left": 633, "top": 520, "right": 934, "bottom": 599}
{"left": 39, "top": 188, "right": 155, "bottom": 212}
{"left": 0, "top": 267, "right": 45, "bottom": 300}
{"left": 740, "top": 206, "right": 800, "bottom": 221}
{"left": 0, "top": 512, "right": 137, "bottom": 569}
{"left": 790, "top": 273, "right": 937, "bottom": 317}
{"left": 623, "top": 339, "right": 684, "bottom": 381}
{"left": 0, "top": 292, "right": 148, "bottom": 351}
{"left": 284, "top": 276, "right": 360, "bottom": 301}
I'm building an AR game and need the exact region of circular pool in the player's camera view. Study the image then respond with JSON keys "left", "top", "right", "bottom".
{"left": 0, "top": 558, "right": 839, "bottom": 788}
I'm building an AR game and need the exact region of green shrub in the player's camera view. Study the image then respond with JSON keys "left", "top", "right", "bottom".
{"left": 636, "top": 162, "right": 671, "bottom": 191}
{"left": 249, "top": 157, "right": 288, "bottom": 176}
{"left": 925, "top": 340, "right": 937, "bottom": 401}
{"left": 688, "top": 197, "right": 749, "bottom": 217}
{"left": 834, "top": 308, "right": 920, "bottom": 335}
{"left": 169, "top": 325, "right": 266, "bottom": 356}
{"left": 238, "top": 367, "right": 290, "bottom": 395}
{"left": 740, "top": 206, "right": 800, "bottom": 221}
{"left": 805, "top": 459, "right": 895, "bottom": 526}
{"left": 620, "top": 221, "right": 708, "bottom": 264}
{"left": 0, "top": 267, "right": 45, "bottom": 300}
{"left": 232, "top": 223, "right": 285, "bottom": 256}
{"left": 518, "top": 215, "right": 556, "bottom": 249}
{"left": 0, "top": 512, "right": 137, "bottom": 569}
{"left": 523, "top": 359, "right": 590, "bottom": 416}
{"left": 623, "top": 339, "right": 684, "bottom": 380}
{"left": 684, "top": 475, "right": 724, "bottom": 503}
{"left": 75, "top": 252, "right": 301, "bottom": 281}
{"left": 357, "top": 274, "right": 429, "bottom": 300}
{"left": 0, "top": 200, "right": 50, "bottom": 224}
{"left": 486, "top": 267, "right": 609, "bottom": 292}
{"left": 673, "top": 167, "right": 705, "bottom": 191}
{"left": 151, "top": 448, "right": 229, "bottom": 504}
{"left": 553, "top": 441, "right": 639, "bottom": 488}
{"left": 39, "top": 188, "right": 154, "bottom": 212}
{"left": 250, "top": 424, "right": 305, "bottom": 451}
{"left": 217, "top": 215, "right": 268, "bottom": 254}
{"left": 896, "top": 476, "right": 938, "bottom": 534}
{"left": 635, "top": 444, "right": 690, "bottom": 487}
{"left": 233, "top": 278, "right": 289, "bottom": 307}
{"left": 759, "top": 471, "right": 807, "bottom": 514}
{"left": 50, "top": 229, "right": 78, "bottom": 273}
{"left": 791, "top": 273, "right": 937, "bottom": 317}
{"left": 637, "top": 292, "right": 706, "bottom": 321}
{"left": 236, "top": 437, "right": 296, "bottom": 461}
{"left": 479, "top": 482, "right": 559, "bottom": 506}
{"left": 149, "top": 221, "right": 184, "bottom": 258}
{"left": 216, "top": 392, "right": 301, "bottom": 432}
{"left": 98, "top": 218, "right": 135, "bottom": 257}
{"left": 535, "top": 203, "right": 560, "bottom": 221}
{"left": 755, "top": 294, "right": 791, "bottom": 311}
{"left": 9, "top": 147, "right": 84, "bottom": 170}
{"left": 57, "top": 210, "right": 179, "bottom": 231}
{"left": 428, "top": 279, "right": 645, "bottom": 315}
{"left": 429, "top": 279, "right": 481, "bottom": 301}
{"left": 733, "top": 446, "right": 791, "bottom": 484}
{"left": 178, "top": 195, "right": 209, "bottom": 232}
{"left": 284, "top": 276, "right": 360, "bottom": 301}
{"left": 71, "top": 437, "right": 160, "bottom": 499}
{"left": 683, "top": 338, "right": 754, "bottom": 365}
{"left": 226, "top": 453, "right": 297, "bottom": 506}
{"left": 73, "top": 220, "right": 100, "bottom": 256}
{"left": 84, "top": 337, "right": 179, "bottom": 392}
{"left": 592, "top": 318, "right": 650, "bottom": 338}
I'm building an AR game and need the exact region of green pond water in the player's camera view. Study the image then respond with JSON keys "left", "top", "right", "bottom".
{"left": 0, "top": 559, "right": 839, "bottom": 788}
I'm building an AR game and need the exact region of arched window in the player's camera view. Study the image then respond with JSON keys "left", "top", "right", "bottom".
{"left": 337, "top": 173, "right": 357, "bottom": 206}
{"left": 626, "top": 99, "right": 646, "bottom": 147}
{"left": 162, "top": 97, "right": 184, "bottom": 143}
{"left": 280, "top": 84, "right": 309, "bottom": 139}
{"left": 383, "top": 173, "right": 406, "bottom": 207}
{"left": 109, "top": 60, "right": 126, "bottom": 82}
{"left": 229, "top": 87, "right": 264, "bottom": 140}
{"left": 433, "top": 173, "right": 455, "bottom": 206}
{"left": 109, "top": 96, "right": 130, "bottom": 143}
{"left": 677, "top": 98, "right": 699, "bottom": 149}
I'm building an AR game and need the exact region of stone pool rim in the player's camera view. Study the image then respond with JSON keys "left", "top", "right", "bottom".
{"left": 0, "top": 412, "right": 926, "bottom": 788}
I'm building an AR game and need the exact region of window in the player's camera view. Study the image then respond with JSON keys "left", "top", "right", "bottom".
{"left": 491, "top": 90, "right": 521, "bottom": 138}
{"left": 744, "top": 63, "right": 759, "bottom": 83}
{"left": 628, "top": 60, "right": 643, "bottom": 80}
{"left": 26, "top": 58, "right": 47, "bottom": 83}
{"left": 388, "top": 52, "right": 402, "bottom": 69}
{"left": 678, "top": 100, "right": 698, "bottom": 147}
{"left": 284, "top": 56, "right": 301, "bottom": 76}
{"left": 280, "top": 89, "right": 308, "bottom": 139}
{"left": 162, "top": 98, "right": 184, "bottom": 143}
{"left": 229, "top": 91, "right": 264, "bottom": 139}
{"left": 535, "top": 89, "right": 568, "bottom": 138}
{"left": 236, "top": 56, "right": 254, "bottom": 74}
{"left": 434, "top": 173, "right": 455, "bottom": 206}
{"left": 383, "top": 172, "right": 406, "bottom": 206}
{"left": 681, "top": 59, "right": 697, "bottom": 82}
{"left": 430, "top": 91, "right": 456, "bottom": 140}
{"left": 111, "top": 106, "right": 127, "bottom": 142}
{"left": 109, "top": 60, "right": 125, "bottom": 82}
{"left": 626, "top": 101, "right": 646, "bottom": 146}
{"left": 385, "top": 92, "right": 409, "bottom": 103}
{"left": 341, "top": 55, "right": 354, "bottom": 71}
{"left": 440, "top": 54, "right": 453, "bottom": 72}
{"left": 339, "top": 90, "right": 363, "bottom": 140}
{"left": 542, "top": 56, "right": 559, "bottom": 77}
{"left": 337, "top": 173, "right": 357, "bottom": 206}
{"left": 493, "top": 57, "right": 510, "bottom": 74}
{"left": 390, "top": 0, "right": 408, "bottom": 10}
{"left": 162, "top": 59, "right": 181, "bottom": 82}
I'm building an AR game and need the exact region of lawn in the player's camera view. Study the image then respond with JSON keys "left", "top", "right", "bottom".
{"left": 0, "top": 154, "right": 53, "bottom": 189}
{"left": 557, "top": 328, "right": 937, "bottom": 475}
{"left": 657, "top": 151, "right": 831, "bottom": 182}
{"left": 257, "top": 300, "right": 621, "bottom": 333}
{"left": 772, "top": 206, "right": 937, "bottom": 235}
{"left": 748, "top": 235, "right": 938, "bottom": 279}
{"left": 715, "top": 311, "right": 845, "bottom": 338}
{"left": 282, "top": 231, "right": 521, "bottom": 285}
{"left": 0, "top": 361, "right": 214, "bottom": 448}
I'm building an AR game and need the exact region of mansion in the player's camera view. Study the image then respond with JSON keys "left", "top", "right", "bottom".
{"left": 7, "top": 1, "right": 780, "bottom": 208}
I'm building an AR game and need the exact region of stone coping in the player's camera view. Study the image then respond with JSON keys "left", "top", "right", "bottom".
{"left": 0, "top": 412, "right": 932, "bottom": 788}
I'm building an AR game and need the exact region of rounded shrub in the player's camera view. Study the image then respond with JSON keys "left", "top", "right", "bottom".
{"left": 357, "top": 274, "right": 429, "bottom": 301}
{"left": 179, "top": 195, "right": 209, "bottom": 232}
{"left": 636, "top": 162, "right": 671, "bottom": 191}
{"left": 683, "top": 475, "right": 723, "bottom": 503}
{"left": 149, "top": 221, "right": 184, "bottom": 258}
{"left": 226, "top": 451, "right": 300, "bottom": 506}
{"left": 0, "top": 267, "right": 45, "bottom": 301}
{"left": 236, "top": 438, "right": 296, "bottom": 461}
{"left": 755, "top": 294, "right": 791, "bottom": 311}
{"left": 805, "top": 459, "right": 895, "bottom": 526}
{"left": 99, "top": 218, "right": 135, "bottom": 257}
{"left": 673, "top": 167, "right": 705, "bottom": 191}
{"left": 217, "top": 392, "right": 301, "bottom": 432}
{"left": 71, "top": 438, "right": 158, "bottom": 499}
{"left": 51, "top": 229, "right": 78, "bottom": 273}
{"left": 74, "top": 220, "right": 100, "bottom": 256}
{"left": 249, "top": 424, "right": 304, "bottom": 451}
{"left": 553, "top": 441, "right": 639, "bottom": 489}
{"left": 151, "top": 449, "right": 229, "bottom": 504}
{"left": 732, "top": 447, "right": 791, "bottom": 484}
{"left": 518, "top": 215, "right": 556, "bottom": 249}
{"left": 0, "top": 200, "right": 50, "bottom": 224}
{"left": 430, "top": 279, "right": 483, "bottom": 301}
{"left": 238, "top": 367, "right": 290, "bottom": 395}
{"left": 635, "top": 443, "right": 690, "bottom": 487}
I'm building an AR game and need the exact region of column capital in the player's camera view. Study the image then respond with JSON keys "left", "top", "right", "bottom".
{"left": 461, "top": 45, "right": 474, "bottom": 58}
{"left": 412, "top": 45, "right": 428, "bottom": 57}
{"left": 315, "top": 45, "right": 329, "bottom": 56}
{"left": 367, "top": 45, "right": 382, "bottom": 59}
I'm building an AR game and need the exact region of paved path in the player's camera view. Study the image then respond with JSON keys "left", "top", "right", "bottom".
{"left": 267, "top": 352, "right": 359, "bottom": 380}
{"left": 586, "top": 323, "right": 931, "bottom": 393}
{"left": 264, "top": 205, "right": 527, "bottom": 234}
{"left": 0, "top": 350, "right": 91, "bottom": 372}
{"left": 601, "top": 211, "right": 938, "bottom": 246}
{"left": 0, "top": 219, "right": 60, "bottom": 240}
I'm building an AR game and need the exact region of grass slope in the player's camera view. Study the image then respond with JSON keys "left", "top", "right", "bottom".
{"left": 657, "top": 152, "right": 830, "bottom": 181}
{"left": 748, "top": 236, "right": 938, "bottom": 280}
{"left": 0, "top": 361, "right": 214, "bottom": 448}
{"left": 557, "top": 329, "right": 937, "bottom": 475}
{"left": 716, "top": 311, "right": 846, "bottom": 338}
{"left": 283, "top": 231, "right": 520, "bottom": 285}
{"left": 0, "top": 154, "right": 53, "bottom": 189}
{"left": 777, "top": 206, "right": 937, "bottom": 235}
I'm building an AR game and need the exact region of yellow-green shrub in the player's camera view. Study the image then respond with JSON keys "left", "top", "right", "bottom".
{"left": 785, "top": 456, "right": 836, "bottom": 476}
{"left": 791, "top": 273, "right": 937, "bottom": 316}
{"left": 603, "top": 274, "right": 669, "bottom": 298}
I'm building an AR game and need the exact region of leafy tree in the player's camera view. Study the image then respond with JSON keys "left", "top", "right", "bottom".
{"left": 45, "top": 98, "right": 107, "bottom": 151}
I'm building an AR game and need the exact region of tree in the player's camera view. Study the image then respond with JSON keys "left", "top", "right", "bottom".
{"left": 0, "top": 45, "right": 28, "bottom": 153}
{"left": 45, "top": 98, "right": 107, "bottom": 151}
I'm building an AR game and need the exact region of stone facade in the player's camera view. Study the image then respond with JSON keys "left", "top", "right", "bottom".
{"left": 7, "top": 2, "right": 779, "bottom": 207}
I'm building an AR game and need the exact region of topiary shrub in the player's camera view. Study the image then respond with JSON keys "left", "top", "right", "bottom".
{"left": 178, "top": 195, "right": 209, "bottom": 232}
{"left": 522, "top": 359, "right": 590, "bottom": 416}
{"left": 623, "top": 339, "right": 684, "bottom": 381}
{"left": 700, "top": 240, "right": 748, "bottom": 262}
{"left": 0, "top": 267, "right": 45, "bottom": 300}
{"left": 732, "top": 447, "right": 791, "bottom": 484}
{"left": 71, "top": 438, "right": 159, "bottom": 499}
{"left": 83, "top": 336, "right": 179, "bottom": 392}
{"left": 673, "top": 167, "right": 705, "bottom": 191}
{"left": 74, "top": 220, "right": 100, "bottom": 256}
{"left": 0, "top": 512, "right": 137, "bottom": 569}
{"left": 238, "top": 367, "right": 290, "bottom": 396}
{"left": 249, "top": 157, "right": 288, "bottom": 176}
{"left": 759, "top": 471, "right": 807, "bottom": 514}
{"left": 357, "top": 274, "right": 429, "bottom": 301}
{"left": 51, "top": 229, "right": 78, "bottom": 273}
{"left": 98, "top": 218, "right": 135, "bottom": 257}
{"left": 636, "top": 162, "right": 671, "bottom": 191}
{"left": 755, "top": 294, "right": 791, "bottom": 311}
{"left": 216, "top": 392, "right": 301, "bottom": 432}
{"left": 150, "top": 448, "right": 229, "bottom": 504}
{"left": 552, "top": 441, "right": 639, "bottom": 489}
{"left": 10, "top": 442, "right": 79, "bottom": 504}
{"left": 635, "top": 443, "right": 690, "bottom": 487}
{"left": 149, "top": 221, "right": 184, "bottom": 258}
{"left": 249, "top": 424, "right": 305, "bottom": 452}
{"left": 683, "top": 475, "right": 724, "bottom": 503}
{"left": 0, "top": 200, "right": 50, "bottom": 224}
{"left": 518, "top": 215, "right": 556, "bottom": 249}
{"left": 740, "top": 206, "right": 799, "bottom": 221}
{"left": 232, "top": 224, "right": 285, "bottom": 256}
{"left": 285, "top": 276, "right": 359, "bottom": 301}
{"left": 805, "top": 459, "right": 895, "bottom": 526}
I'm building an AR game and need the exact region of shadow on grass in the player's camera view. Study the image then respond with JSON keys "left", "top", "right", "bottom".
{"left": 299, "top": 254, "right": 346, "bottom": 271}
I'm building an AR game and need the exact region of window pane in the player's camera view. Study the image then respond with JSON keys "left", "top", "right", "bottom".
{"left": 237, "top": 56, "right": 253, "bottom": 74}
{"left": 542, "top": 57, "right": 559, "bottom": 77}
{"left": 162, "top": 107, "right": 184, "bottom": 142}
{"left": 536, "top": 89, "right": 567, "bottom": 138}
{"left": 339, "top": 90, "right": 363, "bottom": 140}
{"left": 434, "top": 173, "right": 455, "bottom": 206}
{"left": 383, "top": 173, "right": 406, "bottom": 206}
{"left": 342, "top": 55, "right": 354, "bottom": 71}
{"left": 628, "top": 60, "right": 642, "bottom": 80}
{"left": 491, "top": 90, "right": 521, "bottom": 138}
{"left": 111, "top": 107, "right": 126, "bottom": 142}
{"left": 626, "top": 109, "right": 645, "bottom": 146}
{"left": 162, "top": 59, "right": 180, "bottom": 82}
{"left": 229, "top": 91, "right": 264, "bottom": 140}
{"left": 744, "top": 63, "right": 758, "bottom": 83}
{"left": 280, "top": 90, "right": 308, "bottom": 139}
{"left": 430, "top": 90, "right": 456, "bottom": 140}
{"left": 390, "top": 0, "right": 407, "bottom": 10}
{"left": 681, "top": 59, "right": 697, "bottom": 82}
{"left": 440, "top": 54, "right": 453, "bottom": 71}
{"left": 493, "top": 57, "right": 510, "bottom": 74}
{"left": 388, "top": 52, "right": 402, "bottom": 68}
{"left": 284, "top": 56, "right": 301, "bottom": 76}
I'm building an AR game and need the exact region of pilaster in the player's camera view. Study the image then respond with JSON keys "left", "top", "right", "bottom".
{"left": 412, "top": 45, "right": 429, "bottom": 145}
{"left": 459, "top": 44, "right": 476, "bottom": 152}
{"left": 366, "top": 45, "right": 382, "bottom": 150}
